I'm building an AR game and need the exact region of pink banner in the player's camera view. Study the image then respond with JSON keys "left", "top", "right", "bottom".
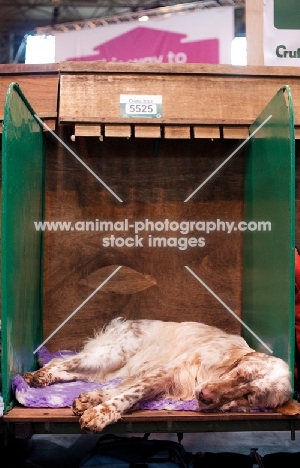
{"left": 67, "top": 27, "right": 219, "bottom": 64}
{"left": 55, "top": 8, "right": 234, "bottom": 64}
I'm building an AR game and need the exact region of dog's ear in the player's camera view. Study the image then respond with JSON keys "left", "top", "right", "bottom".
{"left": 275, "top": 399, "right": 300, "bottom": 415}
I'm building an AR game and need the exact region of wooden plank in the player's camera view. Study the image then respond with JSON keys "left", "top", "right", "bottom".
{"left": 59, "top": 62, "right": 300, "bottom": 77}
{"left": 3, "top": 407, "right": 79, "bottom": 423}
{"left": 223, "top": 126, "right": 249, "bottom": 139}
{"left": 246, "top": 0, "right": 264, "bottom": 65}
{"left": 0, "top": 63, "right": 59, "bottom": 74}
{"left": 75, "top": 125, "right": 101, "bottom": 137}
{"left": 4, "top": 409, "right": 300, "bottom": 435}
{"left": 42, "top": 119, "right": 56, "bottom": 131}
{"left": 135, "top": 125, "right": 161, "bottom": 138}
{"left": 193, "top": 126, "right": 220, "bottom": 139}
{"left": 0, "top": 64, "right": 59, "bottom": 125}
{"left": 164, "top": 126, "right": 190, "bottom": 139}
{"left": 4, "top": 406, "right": 300, "bottom": 423}
{"left": 58, "top": 66, "right": 300, "bottom": 127}
{"left": 105, "top": 125, "right": 131, "bottom": 137}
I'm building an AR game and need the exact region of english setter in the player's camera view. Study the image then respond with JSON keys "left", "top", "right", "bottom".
{"left": 24, "top": 318, "right": 297, "bottom": 432}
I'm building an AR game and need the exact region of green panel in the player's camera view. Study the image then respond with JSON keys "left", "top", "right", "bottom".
{"left": 1, "top": 83, "right": 44, "bottom": 412}
{"left": 274, "top": 0, "right": 300, "bottom": 30}
{"left": 243, "top": 87, "right": 295, "bottom": 379}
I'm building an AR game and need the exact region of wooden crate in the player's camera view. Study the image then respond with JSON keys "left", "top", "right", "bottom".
{"left": 1, "top": 63, "right": 300, "bottom": 437}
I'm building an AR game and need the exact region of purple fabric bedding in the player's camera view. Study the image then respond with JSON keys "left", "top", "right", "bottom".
{"left": 12, "top": 347, "right": 200, "bottom": 411}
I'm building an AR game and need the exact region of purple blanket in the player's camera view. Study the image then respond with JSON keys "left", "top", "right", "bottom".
{"left": 12, "top": 347, "right": 200, "bottom": 411}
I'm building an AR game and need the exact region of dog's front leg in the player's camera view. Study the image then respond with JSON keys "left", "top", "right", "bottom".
{"left": 79, "top": 369, "right": 173, "bottom": 432}
{"left": 73, "top": 388, "right": 117, "bottom": 415}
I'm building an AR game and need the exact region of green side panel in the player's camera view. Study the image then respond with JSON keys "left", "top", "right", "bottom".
{"left": 243, "top": 87, "right": 295, "bottom": 378}
{"left": 274, "top": 0, "right": 300, "bottom": 30}
{"left": 1, "top": 83, "right": 44, "bottom": 412}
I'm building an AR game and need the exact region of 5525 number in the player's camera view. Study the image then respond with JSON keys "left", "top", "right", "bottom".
{"left": 126, "top": 103, "right": 156, "bottom": 114}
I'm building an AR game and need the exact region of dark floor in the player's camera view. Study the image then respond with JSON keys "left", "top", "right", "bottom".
{"left": 2, "top": 431, "right": 300, "bottom": 467}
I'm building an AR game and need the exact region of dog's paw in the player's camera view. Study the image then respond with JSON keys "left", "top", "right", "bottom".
{"left": 219, "top": 400, "right": 251, "bottom": 413}
{"left": 79, "top": 404, "right": 121, "bottom": 433}
{"left": 23, "top": 370, "right": 53, "bottom": 387}
{"left": 72, "top": 390, "right": 104, "bottom": 416}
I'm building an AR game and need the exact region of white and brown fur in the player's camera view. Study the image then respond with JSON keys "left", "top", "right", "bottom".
{"left": 24, "top": 318, "right": 296, "bottom": 432}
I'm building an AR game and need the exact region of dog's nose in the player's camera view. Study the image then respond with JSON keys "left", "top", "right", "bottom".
{"left": 195, "top": 388, "right": 213, "bottom": 404}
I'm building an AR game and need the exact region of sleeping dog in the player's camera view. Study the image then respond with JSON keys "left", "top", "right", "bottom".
{"left": 24, "top": 318, "right": 298, "bottom": 432}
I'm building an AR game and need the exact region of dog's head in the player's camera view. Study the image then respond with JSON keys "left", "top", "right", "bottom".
{"left": 195, "top": 352, "right": 297, "bottom": 413}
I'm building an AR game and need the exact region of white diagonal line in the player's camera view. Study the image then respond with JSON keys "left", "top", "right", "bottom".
{"left": 34, "top": 114, "right": 123, "bottom": 202}
{"left": 184, "top": 266, "right": 273, "bottom": 354}
{"left": 184, "top": 114, "right": 273, "bottom": 202}
{"left": 33, "top": 265, "right": 123, "bottom": 354}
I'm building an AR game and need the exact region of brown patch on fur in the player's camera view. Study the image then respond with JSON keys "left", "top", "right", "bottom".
{"left": 189, "top": 355, "right": 201, "bottom": 366}
{"left": 67, "top": 358, "right": 80, "bottom": 367}
{"left": 219, "top": 352, "right": 257, "bottom": 377}
{"left": 82, "top": 408, "right": 97, "bottom": 419}
{"left": 128, "top": 321, "right": 144, "bottom": 338}
{"left": 124, "top": 394, "right": 135, "bottom": 400}
{"left": 275, "top": 400, "right": 300, "bottom": 415}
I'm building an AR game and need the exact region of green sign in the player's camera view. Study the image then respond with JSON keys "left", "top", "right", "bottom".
{"left": 274, "top": 0, "right": 300, "bottom": 30}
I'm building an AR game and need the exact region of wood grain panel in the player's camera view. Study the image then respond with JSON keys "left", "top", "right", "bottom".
{"left": 135, "top": 125, "right": 161, "bottom": 138}
{"left": 164, "top": 126, "right": 190, "bottom": 139}
{"left": 105, "top": 125, "right": 131, "bottom": 137}
{"left": 75, "top": 125, "right": 101, "bottom": 137}
{"left": 0, "top": 66, "right": 59, "bottom": 122}
{"left": 59, "top": 64, "right": 300, "bottom": 126}
{"left": 43, "top": 132, "right": 244, "bottom": 352}
{"left": 59, "top": 62, "right": 300, "bottom": 77}
{"left": 223, "top": 127, "right": 249, "bottom": 139}
{"left": 194, "top": 126, "right": 220, "bottom": 139}
{"left": 4, "top": 406, "right": 297, "bottom": 423}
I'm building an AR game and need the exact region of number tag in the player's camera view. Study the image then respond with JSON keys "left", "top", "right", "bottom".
{"left": 120, "top": 95, "right": 162, "bottom": 118}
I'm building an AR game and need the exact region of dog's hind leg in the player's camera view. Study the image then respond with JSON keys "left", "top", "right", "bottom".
{"left": 24, "top": 319, "right": 146, "bottom": 387}
{"left": 23, "top": 341, "right": 134, "bottom": 387}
